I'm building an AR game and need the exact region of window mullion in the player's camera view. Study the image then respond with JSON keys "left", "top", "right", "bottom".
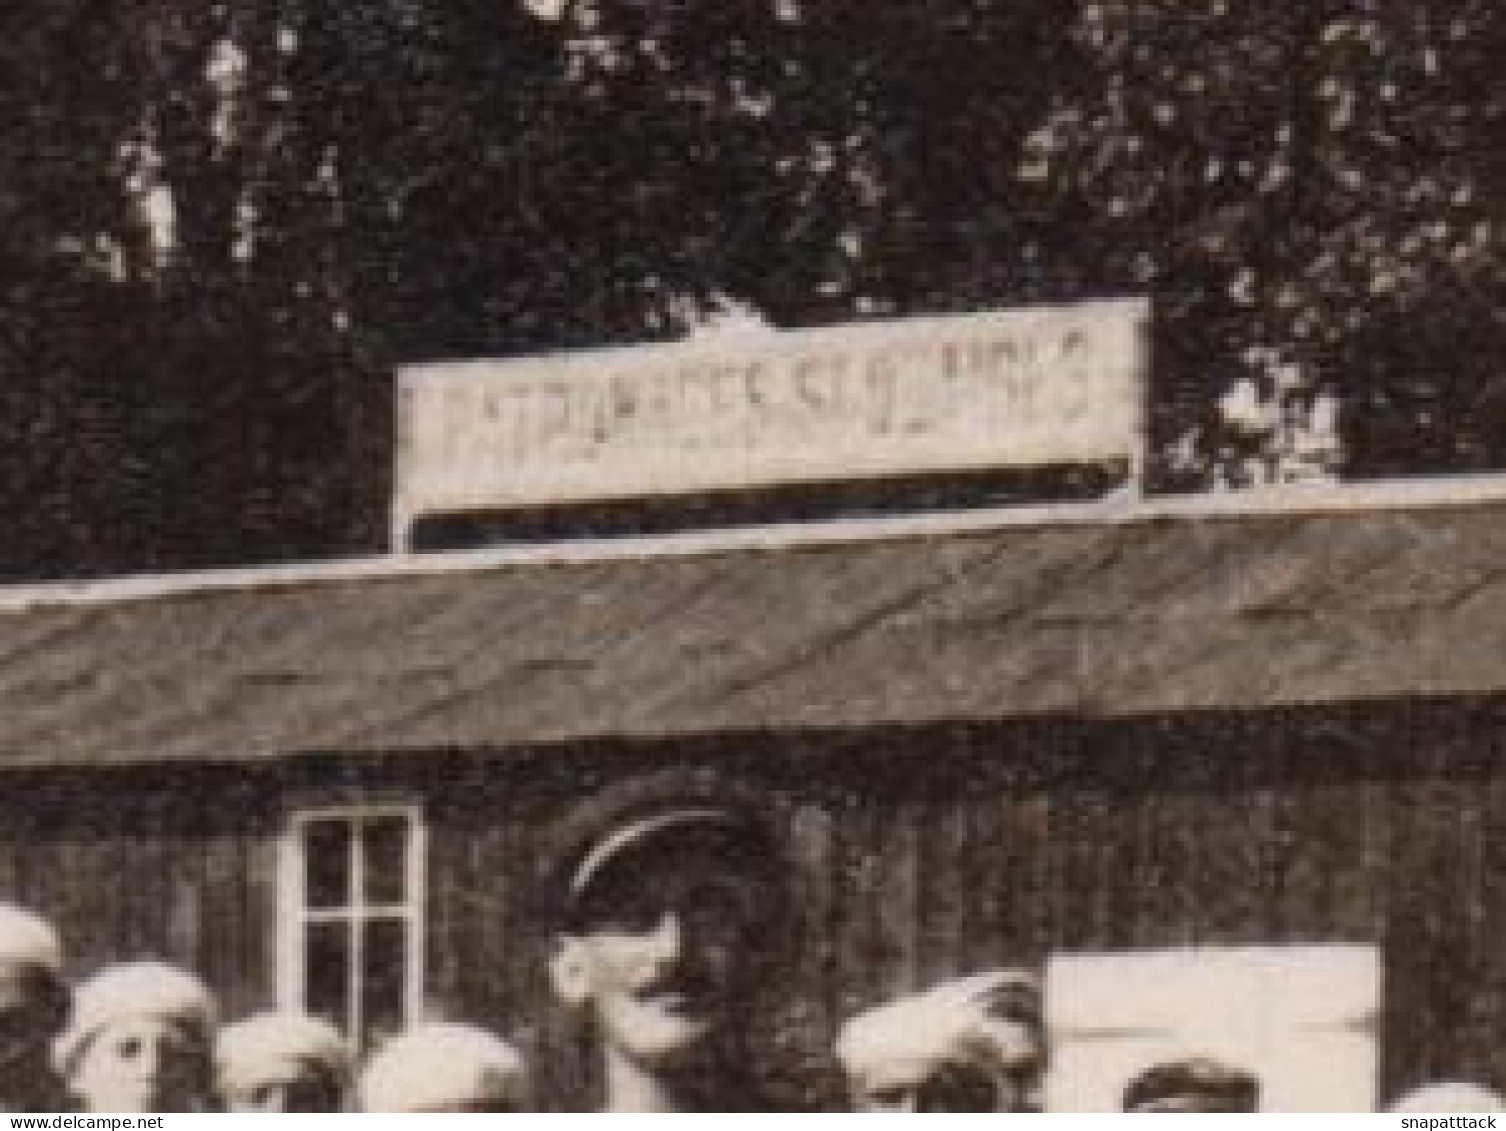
{"left": 349, "top": 819, "right": 365, "bottom": 1044}
{"left": 406, "top": 815, "right": 425, "bottom": 1028}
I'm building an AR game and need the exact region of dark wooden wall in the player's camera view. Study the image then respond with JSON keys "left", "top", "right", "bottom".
{"left": 0, "top": 772, "right": 277, "bottom": 1024}
{"left": 2, "top": 697, "right": 1505, "bottom": 1108}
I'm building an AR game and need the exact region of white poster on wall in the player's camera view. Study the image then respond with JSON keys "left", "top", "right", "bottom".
{"left": 1045, "top": 944, "right": 1380, "bottom": 1112}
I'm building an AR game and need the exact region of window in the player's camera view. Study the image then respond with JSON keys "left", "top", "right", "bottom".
{"left": 278, "top": 805, "right": 426, "bottom": 1051}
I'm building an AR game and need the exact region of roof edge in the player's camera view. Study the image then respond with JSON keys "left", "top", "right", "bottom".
{"left": 1, "top": 471, "right": 1503, "bottom": 613}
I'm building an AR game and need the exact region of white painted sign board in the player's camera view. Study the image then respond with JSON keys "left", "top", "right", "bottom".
{"left": 393, "top": 297, "right": 1149, "bottom": 547}
{"left": 1045, "top": 945, "right": 1380, "bottom": 1112}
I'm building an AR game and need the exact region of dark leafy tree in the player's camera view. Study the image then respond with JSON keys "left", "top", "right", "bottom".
{"left": 1012, "top": 0, "right": 1506, "bottom": 486}
{"left": 3, "top": 0, "right": 1506, "bottom": 576}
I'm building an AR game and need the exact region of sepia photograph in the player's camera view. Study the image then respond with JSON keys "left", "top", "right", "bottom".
{"left": 0, "top": 0, "right": 1505, "bottom": 1113}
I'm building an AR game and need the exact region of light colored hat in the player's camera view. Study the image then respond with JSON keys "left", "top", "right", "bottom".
{"left": 0, "top": 904, "right": 63, "bottom": 979}
{"left": 357, "top": 1022, "right": 527, "bottom": 1112}
{"left": 216, "top": 1012, "right": 349, "bottom": 1095}
{"left": 58, "top": 962, "right": 217, "bottom": 1075}
{"left": 1389, "top": 1082, "right": 1506, "bottom": 1113}
{"left": 835, "top": 970, "right": 1043, "bottom": 1090}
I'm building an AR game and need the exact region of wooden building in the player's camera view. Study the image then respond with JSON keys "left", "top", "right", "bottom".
{"left": 3, "top": 480, "right": 1506, "bottom": 1107}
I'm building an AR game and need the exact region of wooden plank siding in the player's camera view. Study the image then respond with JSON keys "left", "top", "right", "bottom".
{"left": 0, "top": 701, "right": 1502, "bottom": 1106}
{"left": 0, "top": 773, "right": 276, "bottom": 1022}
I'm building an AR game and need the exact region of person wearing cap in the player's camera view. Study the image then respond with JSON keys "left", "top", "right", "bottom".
{"left": 1389, "top": 1082, "right": 1506, "bottom": 1113}
{"left": 1121, "top": 1055, "right": 1260, "bottom": 1112}
{"left": 216, "top": 1011, "right": 349, "bottom": 1112}
{"left": 0, "top": 903, "right": 74, "bottom": 1111}
{"left": 835, "top": 970, "right": 1046, "bottom": 1112}
{"left": 57, "top": 961, "right": 218, "bottom": 1112}
{"left": 356, "top": 1022, "right": 528, "bottom": 1112}
{"left": 539, "top": 768, "right": 790, "bottom": 1111}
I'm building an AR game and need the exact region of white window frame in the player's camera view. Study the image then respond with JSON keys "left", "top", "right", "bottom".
{"left": 276, "top": 802, "right": 427, "bottom": 1046}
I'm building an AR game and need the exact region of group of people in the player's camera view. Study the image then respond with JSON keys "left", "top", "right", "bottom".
{"left": 0, "top": 916, "right": 525, "bottom": 1113}
{"left": 0, "top": 769, "right": 1501, "bottom": 1112}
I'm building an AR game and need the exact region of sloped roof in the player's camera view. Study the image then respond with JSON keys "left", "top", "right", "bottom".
{"left": 1, "top": 482, "right": 1505, "bottom": 769}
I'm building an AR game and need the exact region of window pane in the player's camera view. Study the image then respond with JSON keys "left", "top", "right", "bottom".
{"left": 303, "top": 819, "right": 352, "bottom": 910}
{"left": 361, "top": 917, "right": 409, "bottom": 1050}
{"left": 363, "top": 816, "right": 409, "bottom": 906}
{"left": 305, "top": 920, "right": 351, "bottom": 1032}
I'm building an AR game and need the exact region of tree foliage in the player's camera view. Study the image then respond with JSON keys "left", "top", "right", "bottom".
{"left": 1, "top": 0, "right": 1504, "bottom": 576}
{"left": 1028, "top": 0, "right": 1506, "bottom": 485}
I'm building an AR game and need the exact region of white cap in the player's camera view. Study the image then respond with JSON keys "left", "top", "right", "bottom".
{"left": 835, "top": 970, "right": 1042, "bottom": 1092}
{"left": 58, "top": 962, "right": 216, "bottom": 1074}
{"left": 0, "top": 903, "right": 63, "bottom": 979}
{"left": 1389, "top": 1082, "right": 1506, "bottom": 1113}
{"left": 216, "top": 1012, "right": 349, "bottom": 1096}
{"left": 357, "top": 1023, "right": 528, "bottom": 1112}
